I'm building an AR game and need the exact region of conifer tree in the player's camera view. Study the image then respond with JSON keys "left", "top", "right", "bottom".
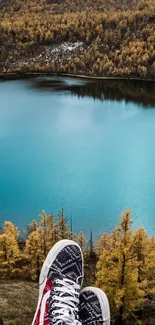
{"left": 145, "top": 235, "right": 155, "bottom": 298}
{"left": 89, "top": 230, "right": 94, "bottom": 255}
{"left": 85, "top": 230, "right": 97, "bottom": 286}
{"left": 0, "top": 222, "right": 20, "bottom": 278}
{"left": 132, "top": 228, "right": 149, "bottom": 284}
{"left": 57, "top": 208, "right": 71, "bottom": 240}
{"left": 41, "top": 211, "right": 57, "bottom": 252}
{"left": 0, "top": 233, "right": 8, "bottom": 278}
{"left": 96, "top": 233, "right": 112, "bottom": 255}
{"left": 25, "top": 227, "right": 44, "bottom": 280}
{"left": 96, "top": 210, "right": 145, "bottom": 324}
{"left": 27, "top": 219, "right": 37, "bottom": 235}
{"left": 70, "top": 215, "right": 73, "bottom": 240}
{"left": 39, "top": 210, "right": 48, "bottom": 257}
{"left": 77, "top": 231, "right": 86, "bottom": 252}
{"left": 25, "top": 211, "right": 57, "bottom": 280}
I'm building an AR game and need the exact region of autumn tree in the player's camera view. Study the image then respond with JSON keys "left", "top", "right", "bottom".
{"left": 25, "top": 211, "right": 57, "bottom": 280}
{"left": 145, "top": 235, "right": 155, "bottom": 298}
{"left": 77, "top": 231, "right": 86, "bottom": 252}
{"left": 25, "top": 227, "right": 45, "bottom": 280}
{"left": 27, "top": 219, "right": 37, "bottom": 235}
{"left": 57, "top": 208, "right": 71, "bottom": 240}
{"left": 0, "top": 0, "right": 155, "bottom": 78}
{"left": 39, "top": 210, "right": 57, "bottom": 255}
{"left": 0, "top": 221, "right": 20, "bottom": 278}
{"left": 96, "top": 232, "right": 112, "bottom": 255}
{"left": 96, "top": 210, "right": 146, "bottom": 324}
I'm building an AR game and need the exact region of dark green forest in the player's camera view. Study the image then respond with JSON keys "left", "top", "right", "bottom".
{"left": 0, "top": 0, "right": 155, "bottom": 78}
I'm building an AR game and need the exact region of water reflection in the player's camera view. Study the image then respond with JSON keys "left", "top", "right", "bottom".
{"left": 0, "top": 77, "right": 155, "bottom": 235}
{"left": 31, "top": 77, "right": 155, "bottom": 108}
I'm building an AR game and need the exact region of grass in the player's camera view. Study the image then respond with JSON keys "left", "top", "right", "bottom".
{"left": 1, "top": 280, "right": 155, "bottom": 325}
{"left": 0, "top": 280, "right": 38, "bottom": 325}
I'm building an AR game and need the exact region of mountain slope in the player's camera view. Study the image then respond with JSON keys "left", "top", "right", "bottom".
{"left": 0, "top": 0, "right": 155, "bottom": 78}
{"left": 0, "top": 0, "right": 154, "bottom": 13}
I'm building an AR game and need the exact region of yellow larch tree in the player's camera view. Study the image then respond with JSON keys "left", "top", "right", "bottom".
{"left": 25, "top": 227, "right": 45, "bottom": 280}
{"left": 96, "top": 232, "right": 112, "bottom": 255}
{"left": 96, "top": 210, "right": 146, "bottom": 325}
{"left": 39, "top": 210, "right": 57, "bottom": 256}
{"left": 57, "top": 209, "right": 71, "bottom": 240}
{"left": 25, "top": 211, "right": 57, "bottom": 280}
{"left": 0, "top": 221, "right": 20, "bottom": 278}
{"left": 145, "top": 235, "right": 155, "bottom": 297}
{"left": 132, "top": 227, "right": 149, "bottom": 284}
{"left": 77, "top": 231, "right": 86, "bottom": 253}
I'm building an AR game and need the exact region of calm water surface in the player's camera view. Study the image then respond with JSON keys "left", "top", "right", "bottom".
{"left": 0, "top": 77, "right": 155, "bottom": 237}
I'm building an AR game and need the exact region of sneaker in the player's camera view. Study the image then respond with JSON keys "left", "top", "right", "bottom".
{"left": 79, "top": 287, "right": 110, "bottom": 325}
{"left": 32, "top": 239, "right": 84, "bottom": 325}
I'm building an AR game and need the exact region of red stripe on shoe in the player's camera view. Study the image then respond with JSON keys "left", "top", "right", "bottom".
{"left": 34, "top": 279, "right": 53, "bottom": 325}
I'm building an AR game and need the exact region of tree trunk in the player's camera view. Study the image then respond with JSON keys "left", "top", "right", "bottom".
{"left": 118, "top": 252, "right": 126, "bottom": 325}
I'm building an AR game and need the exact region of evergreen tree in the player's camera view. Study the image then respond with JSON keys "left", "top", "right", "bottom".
{"left": 57, "top": 208, "right": 71, "bottom": 240}
{"left": 133, "top": 228, "right": 149, "bottom": 284}
{"left": 89, "top": 230, "right": 94, "bottom": 255}
{"left": 70, "top": 215, "right": 73, "bottom": 240}
{"left": 85, "top": 230, "right": 97, "bottom": 286}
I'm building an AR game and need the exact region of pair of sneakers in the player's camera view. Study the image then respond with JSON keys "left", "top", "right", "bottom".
{"left": 32, "top": 239, "right": 110, "bottom": 325}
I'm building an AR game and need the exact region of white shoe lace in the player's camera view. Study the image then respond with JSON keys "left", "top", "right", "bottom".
{"left": 51, "top": 278, "right": 82, "bottom": 325}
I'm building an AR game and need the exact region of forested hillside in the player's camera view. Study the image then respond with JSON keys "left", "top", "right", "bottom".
{"left": 0, "top": 0, "right": 154, "bottom": 13}
{"left": 0, "top": 0, "right": 155, "bottom": 78}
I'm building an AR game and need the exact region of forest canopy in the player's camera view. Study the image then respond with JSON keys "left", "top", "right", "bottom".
{"left": 0, "top": 0, "right": 155, "bottom": 78}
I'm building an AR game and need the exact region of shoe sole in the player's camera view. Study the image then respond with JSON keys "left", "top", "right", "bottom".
{"left": 32, "top": 239, "right": 84, "bottom": 325}
{"left": 81, "top": 287, "right": 110, "bottom": 325}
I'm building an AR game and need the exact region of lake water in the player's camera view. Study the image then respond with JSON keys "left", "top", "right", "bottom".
{"left": 0, "top": 76, "right": 155, "bottom": 238}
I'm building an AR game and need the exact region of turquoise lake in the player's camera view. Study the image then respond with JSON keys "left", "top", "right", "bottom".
{"left": 0, "top": 77, "right": 155, "bottom": 238}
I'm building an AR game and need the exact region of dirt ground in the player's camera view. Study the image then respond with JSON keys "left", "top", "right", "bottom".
{"left": 0, "top": 280, "right": 38, "bottom": 325}
{"left": 1, "top": 280, "right": 155, "bottom": 325}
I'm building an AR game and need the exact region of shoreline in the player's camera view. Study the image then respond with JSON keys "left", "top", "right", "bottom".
{"left": 0, "top": 72, "right": 155, "bottom": 82}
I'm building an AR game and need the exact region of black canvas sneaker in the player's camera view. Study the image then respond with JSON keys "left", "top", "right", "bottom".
{"left": 32, "top": 239, "right": 84, "bottom": 325}
{"left": 79, "top": 287, "right": 110, "bottom": 325}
